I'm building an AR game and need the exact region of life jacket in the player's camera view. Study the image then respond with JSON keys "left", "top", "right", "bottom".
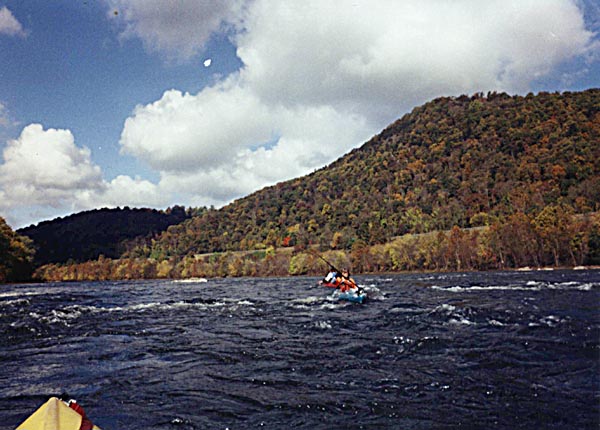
{"left": 68, "top": 401, "right": 95, "bottom": 430}
{"left": 322, "top": 275, "right": 356, "bottom": 291}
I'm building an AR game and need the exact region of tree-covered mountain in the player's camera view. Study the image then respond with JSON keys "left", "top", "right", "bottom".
{"left": 133, "top": 89, "right": 599, "bottom": 259}
{"left": 17, "top": 89, "right": 600, "bottom": 282}
{"left": 18, "top": 206, "right": 194, "bottom": 265}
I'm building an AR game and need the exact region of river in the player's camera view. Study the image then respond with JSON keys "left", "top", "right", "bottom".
{"left": 1, "top": 270, "right": 599, "bottom": 429}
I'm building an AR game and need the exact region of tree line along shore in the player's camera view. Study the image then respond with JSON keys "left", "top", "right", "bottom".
{"left": 32, "top": 208, "right": 600, "bottom": 282}
{"left": 2, "top": 89, "right": 599, "bottom": 283}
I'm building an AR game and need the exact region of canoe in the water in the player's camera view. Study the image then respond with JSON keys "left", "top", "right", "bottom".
{"left": 337, "top": 289, "right": 367, "bottom": 304}
{"left": 320, "top": 281, "right": 367, "bottom": 303}
{"left": 16, "top": 397, "right": 101, "bottom": 430}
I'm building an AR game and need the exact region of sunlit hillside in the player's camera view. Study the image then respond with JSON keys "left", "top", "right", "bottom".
{"left": 138, "top": 89, "right": 599, "bottom": 257}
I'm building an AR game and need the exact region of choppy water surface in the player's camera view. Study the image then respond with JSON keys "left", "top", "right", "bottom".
{"left": 1, "top": 270, "right": 599, "bottom": 429}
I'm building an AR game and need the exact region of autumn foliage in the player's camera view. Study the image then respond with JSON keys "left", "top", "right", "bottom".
{"left": 0, "top": 217, "right": 35, "bottom": 282}
{"left": 11, "top": 89, "right": 600, "bottom": 281}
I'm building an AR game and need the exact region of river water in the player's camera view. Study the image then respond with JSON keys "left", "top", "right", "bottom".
{"left": 1, "top": 270, "right": 598, "bottom": 429}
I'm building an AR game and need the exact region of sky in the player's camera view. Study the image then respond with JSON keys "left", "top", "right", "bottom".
{"left": 0, "top": 0, "right": 598, "bottom": 229}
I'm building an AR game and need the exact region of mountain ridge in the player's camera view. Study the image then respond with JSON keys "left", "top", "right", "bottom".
{"left": 132, "top": 89, "right": 598, "bottom": 259}
{"left": 6, "top": 89, "right": 599, "bottom": 281}
{"left": 18, "top": 206, "right": 193, "bottom": 265}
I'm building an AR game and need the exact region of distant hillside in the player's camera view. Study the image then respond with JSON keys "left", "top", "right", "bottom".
{"left": 136, "top": 89, "right": 599, "bottom": 259}
{"left": 18, "top": 206, "right": 193, "bottom": 265}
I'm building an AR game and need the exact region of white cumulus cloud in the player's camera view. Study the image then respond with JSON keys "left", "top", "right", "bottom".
{"left": 0, "top": 124, "right": 167, "bottom": 227}
{"left": 101, "top": 175, "right": 165, "bottom": 207}
{"left": 120, "top": 81, "right": 275, "bottom": 172}
{"left": 116, "top": 0, "right": 597, "bottom": 209}
{"left": 236, "top": 0, "right": 596, "bottom": 121}
{"left": 0, "top": 124, "right": 104, "bottom": 206}
{"left": 2, "top": 0, "right": 597, "bottom": 228}
{"left": 152, "top": 102, "right": 370, "bottom": 204}
{"left": 119, "top": 76, "right": 373, "bottom": 204}
{"left": 107, "top": 0, "right": 244, "bottom": 61}
{"left": 0, "top": 6, "right": 26, "bottom": 37}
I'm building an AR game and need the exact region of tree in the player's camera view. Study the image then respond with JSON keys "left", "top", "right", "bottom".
{"left": 350, "top": 240, "right": 371, "bottom": 272}
{"left": 533, "top": 203, "right": 575, "bottom": 266}
{"left": 488, "top": 212, "right": 539, "bottom": 268}
{"left": 587, "top": 219, "right": 600, "bottom": 265}
{"left": 0, "top": 217, "right": 35, "bottom": 282}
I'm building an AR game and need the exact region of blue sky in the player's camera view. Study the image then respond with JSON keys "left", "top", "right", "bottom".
{"left": 0, "top": 0, "right": 598, "bottom": 229}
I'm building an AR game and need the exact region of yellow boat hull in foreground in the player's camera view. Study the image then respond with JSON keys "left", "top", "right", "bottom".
{"left": 16, "top": 397, "right": 101, "bottom": 430}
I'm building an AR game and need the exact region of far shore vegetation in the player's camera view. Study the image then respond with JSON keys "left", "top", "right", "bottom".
{"left": 31, "top": 209, "right": 600, "bottom": 282}
{"left": 2, "top": 90, "right": 599, "bottom": 283}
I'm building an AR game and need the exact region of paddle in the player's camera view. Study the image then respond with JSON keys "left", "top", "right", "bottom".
{"left": 308, "top": 249, "right": 341, "bottom": 274}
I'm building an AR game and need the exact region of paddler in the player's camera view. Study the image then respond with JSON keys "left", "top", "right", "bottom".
{"left": 319, "top": 269, "right": 338, "bottom": 285}
{"left": 336, "top": 268, "right": 357, "bottom": 292}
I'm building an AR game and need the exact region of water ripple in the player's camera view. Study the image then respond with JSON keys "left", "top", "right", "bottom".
{"left": 1, "top": 270, "right": 599, "bottom": 429}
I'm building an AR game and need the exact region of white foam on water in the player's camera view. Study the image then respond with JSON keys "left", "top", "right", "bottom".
{"left": 539, "top": 315, "right": 567, "bottom": 327}
{"left": 320, "top": 302, "right": 344, "bottom": 310}
{"left": 389, "top": 306, "right": 421, "bottom": 314}
{"left": 172, "top": 278, "right": 208, "bottom": 283}
{"left": 431, "top": 285, "right": 465, "bottom": 292}
{"left": 234, "top": 299, "right": 254, "bottom": 306}
{"left": 362, "top": 285, "right": 385, "bottom": 300}
{"left": 291, "top": 304, "right": 311, "bottom": 310}
{"left": 28, "top": 311, "right": 42, "bottom": 319}
{"left": 130, "top": 302, "right": 164, "bottom": 311}
{"left": 60, "top": 299, "right": 236, "bottom": 316}
{"left": 27, "top": 308, "right": 82, "bottom": 326}
{"left": 393, "top": 336, "right": 414, "bottom": 345}
{"left": 527, "top": 314, "right": 569, "bottom": 328}
{"left": 436, "top": 304, "right": 457, "bottom": 312}
{"left": 0, "top": 290, "right": 43, "bottom": 299}
{"left": 449, "top": 317, "right": 473, "bottom": 325}
{"left": 314, "top": 320, "right": 332, "bottom": 329}
{"left": 291, "top": 296, "right": 323, "bottom": 305}
{"left": 431, "top": 303, "right": 475, "bottom": 325}
{"left": 432, "top": 280, "right": 599, "bottom": 293}
{"left": 1, "top": 298, "right": 31, "bottom": 306}
{"left": 49, "top": 308, "right": 81, "bottom": 324}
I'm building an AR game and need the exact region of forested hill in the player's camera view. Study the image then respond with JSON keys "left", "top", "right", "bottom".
{"left": 18, "top": 206, "right": 192, "bottom": 265}
{"left": 133, "top": 89, "right": 599, "bottom": 259}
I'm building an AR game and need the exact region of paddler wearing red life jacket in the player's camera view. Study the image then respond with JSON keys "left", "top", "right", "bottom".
{"left": 335, "top": 268, "right": 357, "bottom": 292}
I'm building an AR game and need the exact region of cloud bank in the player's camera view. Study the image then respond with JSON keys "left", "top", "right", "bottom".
{"left": 1, "top": 0, "right": 597, "bottom": 227}
{"left": 107, "top": 0, "right": 244, "bottom": 61}
{"left": 118, "top": 0, "right": 596, "bottom": 207}
{"left": 0, "top": 6, "right": 26, "bottom": 37}
{"left": 0, "top": 125, "right": 165, "bottom": 227}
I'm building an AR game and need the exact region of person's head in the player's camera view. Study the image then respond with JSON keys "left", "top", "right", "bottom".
{"left": 341, "top": 268, "right": 349, "bottom": 276}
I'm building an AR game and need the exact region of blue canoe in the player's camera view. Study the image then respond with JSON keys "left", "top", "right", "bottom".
{"left": 337, "top": 290, "right": 367, "bottom": 304}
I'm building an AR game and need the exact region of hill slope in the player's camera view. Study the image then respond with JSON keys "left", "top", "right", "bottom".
{"left": 18, "top": 206, "right": 191, "bottom": 265}
{"left": 137, "top": 89, "right": 599, "bottom": 259}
